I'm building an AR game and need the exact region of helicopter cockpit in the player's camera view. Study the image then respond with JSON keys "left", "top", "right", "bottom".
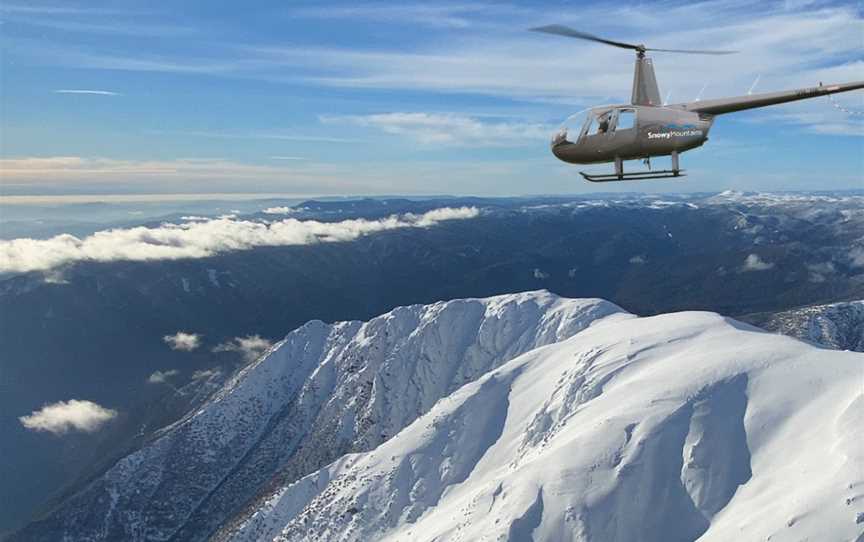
{"left": 551, "top": 107, "right": 629, "bottom": 147}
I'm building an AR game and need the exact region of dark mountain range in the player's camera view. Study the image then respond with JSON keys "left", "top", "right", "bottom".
{"left": 2, "top": 192, "right": 862, "bottom": 536}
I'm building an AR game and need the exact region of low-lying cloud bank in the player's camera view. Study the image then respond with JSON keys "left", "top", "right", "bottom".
{"left": 0, "top": 207, "right": 479, "bottom": 274}
{"left": 262, "top": 206, "right": 294, "bottom": 215}
{"left": 19, "top": 399, "right": 118, "bottom": 434}
{"left": 322, "top": 112, "right": 553, "bottom": 147}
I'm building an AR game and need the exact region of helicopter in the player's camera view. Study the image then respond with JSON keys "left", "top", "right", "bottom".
{"left": 530, "top": 25, "right": 864, "bottom": 182}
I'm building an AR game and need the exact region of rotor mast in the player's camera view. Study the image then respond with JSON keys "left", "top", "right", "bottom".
{"left": 529, "top": 25, "right": 736, "bottom": 108}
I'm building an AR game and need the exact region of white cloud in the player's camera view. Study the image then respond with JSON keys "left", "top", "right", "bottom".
{"left": 19, "top": 399, "right": 118, "bottom": 434}
{"left": 147, "top": 369, "right": 180, "bottom": 384}
{"left": 807, "top": 261, "right": 836, "bottom": 283}
{"left": 251, "top": 5, "right": 859, "bottom": 98}
{"left": 213, "top": 335, "right": 273, "bottom": 362}
{"left": 262, "top": 206, "right": 294, "bottom": 215}
{"left": 163, "top": 332, "right": 202, "bottom": 351}
{"left": 849, "top": 247, "right": 864, "bottom": 268}
{"left": 2, "top": 3, "right": 190, "bottom": 36}
{"left": 0, "top": 155, "right": 464, "bottom": 194}
{"left": 147, "top": 129, "right": 356, "bottom": 143}
{"left": 741, "top": 253, "right": 775, "bottom": 272}
{"left": 532, "top": 268, "right": 549, "bottom": 279}
{"left": 54, "top": 89, "right": 120, "bottom": 96}
{"left": 0, "top": 4, "right": 130, "bottom": 15}
{"left": 19, "top": 18, "right": 193, "bottom": 37}
{"left": 758, "top": 109, "right": 864, "bottom": 137}
{"left": 191, "top": 368, "right": 222, "bottom": 380}
{"left": 262, "top": 3, "right": 861, "bottom": 135}
{"left": 323, "top": 112, "right": 552, "bottom": 146}
{"left": 291, "top": 4, "right": 502, "bottom": 29}
{"left": 13, "top": 2, "right": 861, "bottom": 129}
{"left": 629, "top": 255, "right": 646, "bottom": 264}
{"left": 0, "top": 155, "right": 544, "bottom": 196}
{"left": 43, "top": 269, "right": 69, "bottom": 284}
{"left": 0, "top": 207, "right": 480, "bottom": 273}
{"left": 0, "top": 156, "right": 312, "bottom": 182}
{"left": 807, "top": 262, "right": 836, "bottom": 273}
{"left": 783, "top": 0, "right": 829, "bottom": 9}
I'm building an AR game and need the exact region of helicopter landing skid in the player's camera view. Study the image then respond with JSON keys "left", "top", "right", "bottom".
{"left": 579, "top": 169, "right": 686, "bottom": 182}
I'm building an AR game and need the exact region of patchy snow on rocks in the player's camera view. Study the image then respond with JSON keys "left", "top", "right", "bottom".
{"left": 748, "top": 300, "right": 864, "bottom": 352}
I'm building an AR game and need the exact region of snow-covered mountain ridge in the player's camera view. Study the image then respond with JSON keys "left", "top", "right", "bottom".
{"left": 16, "top": 291, "right": 625, "bottom": 541}
{"left": 229, "top": 311, "right": 864, "bottom": 542}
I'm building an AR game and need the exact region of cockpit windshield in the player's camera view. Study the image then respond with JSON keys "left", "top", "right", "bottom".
{"left": 551, "top": 108, "right": 614, "bottom": 146}
{"left": 552, "top": 110, "right": 588, "bottom": 146}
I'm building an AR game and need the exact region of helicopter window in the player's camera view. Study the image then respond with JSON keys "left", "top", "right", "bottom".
{"left": 586, "top": 111, "right": 613, "bottom": 136}
{"left": 616, "top": 109, "right": 636, "bottom": 130}
{"left": 596, "top": 112, "right": 612, "bottom": 134}
{"left": 553, "top": 110, "right": 591, "bottom": 145}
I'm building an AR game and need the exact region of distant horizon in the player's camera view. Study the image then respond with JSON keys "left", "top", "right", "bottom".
{"left": 3, "top": 187, "right": 864, "bottom": 206}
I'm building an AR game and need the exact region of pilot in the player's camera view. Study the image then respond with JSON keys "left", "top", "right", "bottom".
{"left": 597, "top": 114, "right": 610, "bottom": 134}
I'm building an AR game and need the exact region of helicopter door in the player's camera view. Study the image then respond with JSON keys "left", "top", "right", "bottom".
{"left": 610, "top": 108, "right": 638, "bottom": 149}
{"left": 580, "top": 110, "right": 614, "bottom": 156}
{"left": 585, "top": 111, "right": 614, "bottom": 137}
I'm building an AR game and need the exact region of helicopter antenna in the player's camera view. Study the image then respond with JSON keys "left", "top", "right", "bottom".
{"left": 747, "top": 75, "right": 761, "bottom": 95}
{"left": 663, "top": 90, "right": 672, "bottom": 106}
{"left": 529, "top": 25, "right": 738, "bottom": 56}
{"left": 695, "top": 84, "right": 708, "bottom": 102}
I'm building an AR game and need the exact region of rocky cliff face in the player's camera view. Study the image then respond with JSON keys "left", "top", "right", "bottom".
{"left": 744, "top": 300, "right": 864, "bottom": 351}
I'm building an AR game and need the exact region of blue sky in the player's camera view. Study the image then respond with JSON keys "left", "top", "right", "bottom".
{"left": 0, "top": 0, "right": 862, "bottom": 198}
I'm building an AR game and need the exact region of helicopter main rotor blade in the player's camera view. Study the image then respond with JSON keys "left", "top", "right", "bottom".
{"left": 530, "top": 24, "right": 738, "bottom": 55}
{"left": 529, "top": 25, "right": 640, "bottom": 51}
{"left": 647, "top": 47, "right": 738, "bottom": 55}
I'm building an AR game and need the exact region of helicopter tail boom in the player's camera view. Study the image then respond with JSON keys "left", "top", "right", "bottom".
{"left": 676, "top": 81, "right": 864, "bottom": 116}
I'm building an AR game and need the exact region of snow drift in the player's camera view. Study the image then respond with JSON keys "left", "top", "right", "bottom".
{"left": 15, "top": 291, "right": 863, "bottom": 542}
{"left": 16, "top": 291, "right": 622, "bottom": 541}
{"left": 229, "top": 308, "right": 864, "bottom": 542}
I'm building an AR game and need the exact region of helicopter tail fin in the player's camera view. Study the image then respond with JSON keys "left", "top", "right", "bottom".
{"left": 632, "top": 56, "right": 662, "bottom": 106}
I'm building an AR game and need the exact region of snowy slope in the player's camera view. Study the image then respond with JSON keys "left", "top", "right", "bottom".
{"left": 16, "top": 291, "right": 624, "bottom": 542}
{"left": 745, "top": 300, "right": 864, "bottom": 352}
{"left": 230, "top": 312, "right": 864, "bottom": 542}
